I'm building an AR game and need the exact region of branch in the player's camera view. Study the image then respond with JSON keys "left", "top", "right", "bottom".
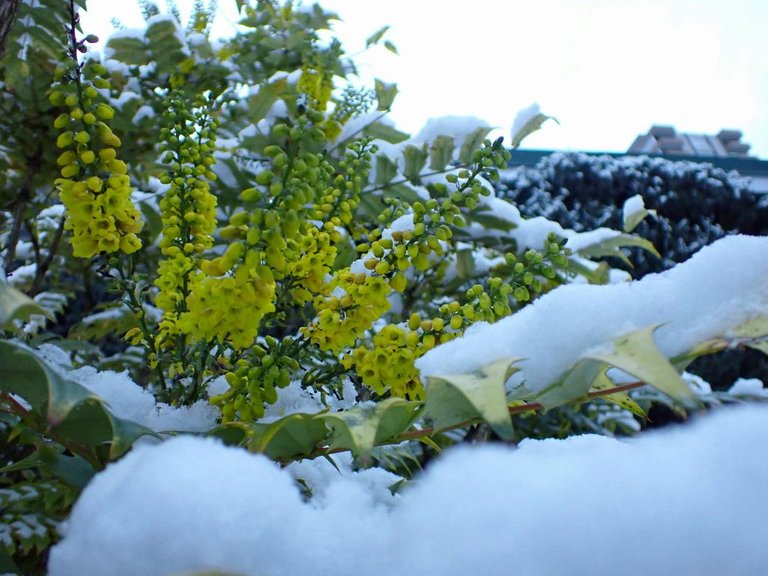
{"left": 0, "top": 0, "right": 21, "bottom": 57}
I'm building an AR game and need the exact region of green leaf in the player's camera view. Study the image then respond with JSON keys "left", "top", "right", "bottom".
{"left": 728, "top": 314, "right": 768, "bottom": 355}
{"left": 510, "top": 113, "right": 558, "bottom": 149}
{"left": 365, "top": 26, "right": 390, "bottom": 47}
{"left": 146, "top": 19, "right": 187, "bottom": 74}
{"left": 207, "top": 422, "right": 251, "bottom": 446}
{"left": 588, "top": 325, "right": 698, "bottom": 408}
{"left": 362, "top": 121, "right": 409, "bottom": 144}
{"left": 566, "top": 259, "right": 611, "bottom": 285}
{"left": 106, "top": 37, "right": 148, "bottom": 66}
{"left": 456, "top": 248, "right": 476, "bottom": 280}
{"left": 402, "top": 144, "right": 428, "bottom": 182}
{"left": 0, "top": 282, "right": 52, "bottom": 330}
{"left": 670, "top": 337, "right": 728, "bottom": 372}
{"left": 374, "top": 154, "right": 399, "bottom": 186}
{"left": 374, "top": 79, "right": 398, "bottom": 111}
{"left": 590, "top": 368, "right": 647, "bottom": 419}
{"left": 383, "top": 40, "right": 398, "bottom": 54}
{"left": 458, "top": 126, "right": 493, "bottom": 165}
{"left": 248, "top": 413, "right": 329, "bottom": 461}
{"left": 323, "top": 398, "right": 423, "bottom": 458}
{"left": 467, "top": 209, "right": 517, "bottom": 233}
{"left": 0, "top": 446, "right": 95, "bottom": 490}
{"left": 577, "top": 233, "right": 660, "bottom": 267}
{"left": 424, "top": 357, "right": 520, "bottom": 439}
{"left": 248, "top": 77, "right": 288, "bottom": 124}
{"left": 0, "top": 545, "right": 20, "bottom": 575}
{"left": 428, "top": 135, "right": 455, "bottom": 170}
{"left": 529, "top": 357, "right": 606, "bottom": 410}
{"left": 68, "top": 305, "right": 137, "bottom": 342}
{"left": 623, "top": 201, "right": 656, "bottom": 233}
{"left": 0, "top": 341, "right": 156, "bottom": 460}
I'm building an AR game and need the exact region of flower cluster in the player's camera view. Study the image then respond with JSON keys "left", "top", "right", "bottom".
{"left": 178, "top": 264, "right": 276, "bottom": 350}
{"left": 153, "top": 91, "right": 220, "bottom": 347}
{"left": 210, "top": 336, "right": 298, "bottom": 422}
{"left": 342, "top": 324, "right": 423, "bottom": 399}
{"left": 343, "top": 308, "right": 466, "bottom": 400}
{"left": 51, "top": 64, "right": 143, "bottom": 258}
{"left": 301, "top": 269, "right": 392, "bottom": 354}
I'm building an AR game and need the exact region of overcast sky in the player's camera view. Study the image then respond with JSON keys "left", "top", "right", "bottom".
{"left": 83, "top": 0, "right": 768, "bottom": 158}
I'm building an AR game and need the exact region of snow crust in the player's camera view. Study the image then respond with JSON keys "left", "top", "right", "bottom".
{"left": 34, "top": 344, "right": 219, "bottom": 433}
{"left": 48, "top": 403, "right": 768, "bottom": 576}
{"left": 417, "top": 235, "right": 768, "bottom": 393}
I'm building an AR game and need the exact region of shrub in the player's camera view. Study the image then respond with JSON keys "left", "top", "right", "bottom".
{"left": 497, "top": 151, "right": 768, "bottom": 277}
{"left": 2, "top": 2, "right": 768, "bottom": 573}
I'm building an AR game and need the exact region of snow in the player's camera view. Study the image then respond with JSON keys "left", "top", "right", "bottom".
{"left": 729, "top": 377, "right": 768, "bottom": 397}
{"left": 131, "top": 104, "right": 155, "bottom": 123}
{"left": 410, "top": 115, "right": 490, "bottom": 156}
{"left": 471, "top": 194, "right": 623, "bottom": 253}
{"left": 34, "top": 344, "right": 219, "bottom": 433}
{"left": 622, "top": 193, "right": 647, "bottom": 221}
{"left": 48, "top": 403, "right": 768, "bottom": 576}
{"left": 510, "top": 102, "right": 541, "bottom": 143}
{"left": 417, "top": 235, "right": 768, "bottom": 394}
{"left": 6, "top": 263, "right": 35, "bottom": 286}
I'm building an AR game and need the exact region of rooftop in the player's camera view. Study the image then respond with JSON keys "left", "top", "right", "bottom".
{"left": 628, "top": 125, "right": 752, "bottom": 158}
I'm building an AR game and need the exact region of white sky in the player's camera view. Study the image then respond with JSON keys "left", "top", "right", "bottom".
{"left": 82, "top": 0, "right": 768, "bottom": 158}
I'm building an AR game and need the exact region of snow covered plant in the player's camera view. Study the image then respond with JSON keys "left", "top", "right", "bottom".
{"left": 2, "top": 1, "right": 768, "bottom": 574}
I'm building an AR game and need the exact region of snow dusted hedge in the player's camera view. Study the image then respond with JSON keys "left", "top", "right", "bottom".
{"left": 2, "top": 1, "right": 768, "bottom": 575}
{"left": 497, "top": 152, "right": 768, "bottom": 277}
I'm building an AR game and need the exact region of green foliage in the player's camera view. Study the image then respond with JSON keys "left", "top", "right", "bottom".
{"left": 424, "top": 357, "right": 519, "bottom": 440}
{"left": 0, "top": 341, "right": 156, "bottom": 465}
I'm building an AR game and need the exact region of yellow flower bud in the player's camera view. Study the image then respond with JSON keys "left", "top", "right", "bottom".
{"left": 56, "top": 132, "right": 74, "bottom": 148}
{"left": 54, "top": 114, "right": 70, "bottom": 129}
{"left": 96, "top": 103, "right": 114, "bottom": 120}
{"left": 86, "top": 176, "right": 103, "bottom": 192}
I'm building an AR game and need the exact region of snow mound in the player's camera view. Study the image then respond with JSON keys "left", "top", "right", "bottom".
{"left": 49, "top": 404, "right": 768, "bottom": 576}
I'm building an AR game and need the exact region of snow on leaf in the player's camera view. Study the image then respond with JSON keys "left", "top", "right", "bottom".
{"left": 324, "top": 398, "right": 423, "bottom": 459}
{"left": 577, "top": 233, "right": 660, "bottom": 267}
{"left": 622, "top": 194, "right": 656, "bottom": 233}
{"left": 588, "top": 324, "right": 698, "bottom": 409}
{"left": 0, "top": 282, "right": 52, "bottom": 330}
{"left": 0, "top": 341, "right": 156, "bottom": 461}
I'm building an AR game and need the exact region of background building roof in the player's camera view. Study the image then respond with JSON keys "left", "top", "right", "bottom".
{"left": 628, "top": 125, "right": 752, "bottom": 158}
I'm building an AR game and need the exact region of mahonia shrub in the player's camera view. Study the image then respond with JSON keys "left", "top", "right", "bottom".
{"left": 0, "top": 1, "right": 609, "bottom": 419}
{"left": 0, "top": 1, "right": 728, "bottom": 572}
